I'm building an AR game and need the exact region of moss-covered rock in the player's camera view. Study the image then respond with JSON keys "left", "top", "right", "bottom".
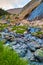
{"left": 34, "top": 48, "right": 43, "bottom": 62}
{"left": 32, "top": 31, "right": 43, "bottom": 38}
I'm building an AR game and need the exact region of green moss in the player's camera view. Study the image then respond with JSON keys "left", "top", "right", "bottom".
{"left": 36, "top": 31, "right": 43, "bottom": 34}
{"left": 32, "top": 31, "right": 43, "bottom": 37}
{"left": 35, "top": 49, "right": 43, "bottom": 57}
{"left": 16, "top": 29, "right": 26, "bottom": 34}
{"left": 12, "top": 25, "right": 28, "bottom": 34}
{"left": 0, "top": 24, "right": 8, "bottom": 31}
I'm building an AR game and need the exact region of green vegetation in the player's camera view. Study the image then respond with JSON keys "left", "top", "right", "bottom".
{"left": 12, "top": 25, "right": 28, "bottom": 34}
{"left": 0, "top": 8, "right": 10, "bottom": 16}
{"left": 0, "top": 16, "right": 3, "bottom": 19}
{"left": 16, "top": 29, "right": 26, "bottom": 34}
{"left": 32, "top": 31, "right": 43, "bottom": 37}
{"left": 0, "top": 41, "right": 28, "bottom": 65}
{"left": 0, "top": 24, "right": 8, "bottom": 31}
{"left": 36, "top": 31, "right": 43, "bottom": 34}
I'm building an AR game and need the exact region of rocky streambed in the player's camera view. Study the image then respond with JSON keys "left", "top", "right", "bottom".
{"left": 0, "top": 27, "right": 43, "bottom": 65}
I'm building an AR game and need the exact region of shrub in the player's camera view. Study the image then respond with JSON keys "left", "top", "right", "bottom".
{"left": 0, "top": 8, "right": 10, "bottom": 16}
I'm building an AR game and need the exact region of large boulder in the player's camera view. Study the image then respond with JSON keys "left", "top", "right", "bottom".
{"left": 34, "top": 48, "right": 43, "bottom": 62}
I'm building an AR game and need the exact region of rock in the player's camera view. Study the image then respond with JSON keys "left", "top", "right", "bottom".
{"left": 14, "top": 34, "right": 22, "bottom": 38}
{"left": 12, "top": 44, "right": 27, "bottom": 57}
{"left": 27, "top": 27, "right": 41, "bottom": 33}
{"left": 34, "top": 48, "right": 43, "bottom": 62}
{"left": 37, "top": 34, "right": 43, "bottom": 39}
{"left": 30, "top": 56, "right": 35, "bottom": 61}
{"left": 25, "top": 50, "right": 33, "bottom": 59}
{"left": 10, "top": 41, "right": 17, "bottom": 45}
{"left": 12, "top": 42, "right": 28, "bottom": 57}
{"left": 4, "top": 35, "right": 15, "bottom": 42}
{"left": 18, "top": 38, "right": 24, "bottom": 43}
{"left": 3, "top": 28, "right": 9, "bottom": 33}
{"left": 29, "top": 36, "right": 37, "bottom": 41}
{"left": 12, "top": 44, "right": 21, "bottom": 50}
{"left": 36, "top": 38, "right": 43, "bottom": 45}
{"left": 1, "top": 32, "right": 9, "bottom": 39}
{"left": 24, "top": 31, "right": 27, "bottom": 34}
{"left": 19, "top": 49, "right": 27, "bottom": 57}
{"left": 27, "top": 41, "right": 40, "bottom": 52}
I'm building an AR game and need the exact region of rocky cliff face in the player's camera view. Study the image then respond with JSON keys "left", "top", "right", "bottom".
{"left": 19, "top": 0, "right": 42, "bottom": 19}
{"left": 27, "top": 2, "right": 43, "bottom": 20}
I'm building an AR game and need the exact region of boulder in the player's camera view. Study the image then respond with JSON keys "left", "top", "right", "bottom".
{"left": 25, "top": 50, "right": 33, "bottom": 59}
{"left": 5, "top": 35, "right": 15, "bottom": 42}
{"left": 34, "top": 48, "right": 43, "bottom": 62}
{"left": 27, "top": 41, "right": 40, "bottom": 52}
{"left": 27, "top": 27, "right": 41, "bottom": 33}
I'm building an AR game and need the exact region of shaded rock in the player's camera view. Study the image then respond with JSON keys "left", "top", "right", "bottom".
{"left": 37, "top": 34, "right": 43, "bottom": 39}
{"left": 27, "top": 27, "right": 41, "bottom": 33}
{"left": 36, "top": 38, "right": 43, "bottom": 45}
{"left": 27, "top": 41, "right": 40, "bottom": 52}
{"left": 30, "top": 56, "right": 35, "bottom": 61}
{"left": 3, "top": 28, "right": 9, "bottom": 33}
{"left": 12, "top": 45, "right": 27, "bottom": 57}
{"left": 19, "top": 49, "right": 27, "bottom": 57}
{"left": 34, "top": 48, "right": 43, "bottom": 62}
{"left": 25, "top": 50, "right": 33, "bottom": 59}
{"left": 5, "top": 35, "right": 15, "bottom": 42}
{"left": 14, "top": 34, "right": 22, "bottom": 38}
{"left": 10, "top": 41, "right": 17, "bottom": 46}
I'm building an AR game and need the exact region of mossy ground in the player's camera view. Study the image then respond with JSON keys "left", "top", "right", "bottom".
{"left": 0, "top": 24, "right": 8, "bottom": 31}
{"left": 12, "top": 25, "right": 28, "bottom": 34}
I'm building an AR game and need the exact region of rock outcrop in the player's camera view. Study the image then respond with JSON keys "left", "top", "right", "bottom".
{"left": 27, "top": 2, "right": 43, "bottom": 20}
{"left": 19, "top": 0, "right": 42, "bottom": 19}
